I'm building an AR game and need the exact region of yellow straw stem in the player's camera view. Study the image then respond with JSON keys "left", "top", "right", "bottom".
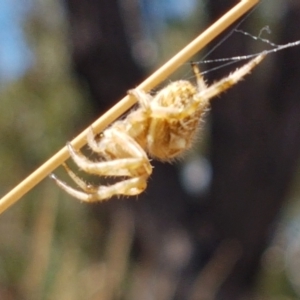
{"left": 0, "top": 0, "right": 259, "bottom": 214}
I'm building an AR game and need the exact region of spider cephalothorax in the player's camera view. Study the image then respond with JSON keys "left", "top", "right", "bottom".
{"left": 51, "top": 53, "right": 265, "bottom": 202}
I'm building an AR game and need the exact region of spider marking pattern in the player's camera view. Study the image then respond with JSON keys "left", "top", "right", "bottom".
{"left": 51, "top": 53, "right": 266, "bottom": 202}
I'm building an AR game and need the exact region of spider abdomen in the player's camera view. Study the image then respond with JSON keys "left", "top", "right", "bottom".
{"left": 146, "top": 81, "right": 207, "bottom": 160}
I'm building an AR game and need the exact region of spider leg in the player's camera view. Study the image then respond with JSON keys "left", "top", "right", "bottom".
{"left": 128, "top": 89, "right": 152, "bottom": 111}
{"left": 87, "top": 127, "right": 105, "bottom": 155}
{"left": 196, "top": 52, "right": 266, "bottom": 100}
{"left": 61, "top": 163, "right": 99, "bottom": 193}
{"left": 50, "top": 174, "right": 147, "bottom": 202}
{"left": 148, "top": 53, "right": 266, "bottom": 120}
{"left": 68, "top": 142, "right": 148, "bottom": 176}
{"left": 182, "top": 52, "right": 266, "bottom": 117}
{"left": 88, "top": 127, "right": 147, "bottom": 159}
{"left": 191, "top": 62, "right": 207, "bottom": 91}
{"left": 74, "top": 128, "right": 152, "bottom": 177}
{"left": 52, "top": 125, "right": 152, "bottom": 201}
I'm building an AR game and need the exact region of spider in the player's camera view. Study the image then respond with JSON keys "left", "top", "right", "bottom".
{"left": 51, "top": 53, "right": 266, "bottom": 202}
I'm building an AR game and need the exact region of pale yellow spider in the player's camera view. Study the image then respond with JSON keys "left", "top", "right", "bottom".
{"left": 51, "top": 53, "right": 265, "bottom": 202}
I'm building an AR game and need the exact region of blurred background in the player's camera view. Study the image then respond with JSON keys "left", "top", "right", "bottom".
{"left": 0, "top": 0, "right": 300, "bottom": 299}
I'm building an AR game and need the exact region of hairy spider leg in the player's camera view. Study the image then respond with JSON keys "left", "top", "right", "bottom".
{"left": 191, "top": 62, "right": 207, "bottom": 91}
{"left": 57, "top": 163, "right": 99, "bottom": 193}
{"left": 51, "top": 173, "right": 148, "bottom": 202}
{"left": 127, "top": 89, "right": 152, "bottom": 111}
{"left": 149, "top": 53, "right": 266, "bottom": 120}
{"left": 51, "top": 128, "right": 152, "bottom": 201}
{"left": 69, "top": 129, "right": 152, "bottom": 177}
{"left": 194, "top": 52, "right": 266, "bottom": 104}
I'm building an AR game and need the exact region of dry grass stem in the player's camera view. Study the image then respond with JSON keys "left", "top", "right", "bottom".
{"left": 190, "top": 240, "right": 242, "bottom": 300}
{"left": 0, "top": 0, "right": 259, "bottom": 213}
